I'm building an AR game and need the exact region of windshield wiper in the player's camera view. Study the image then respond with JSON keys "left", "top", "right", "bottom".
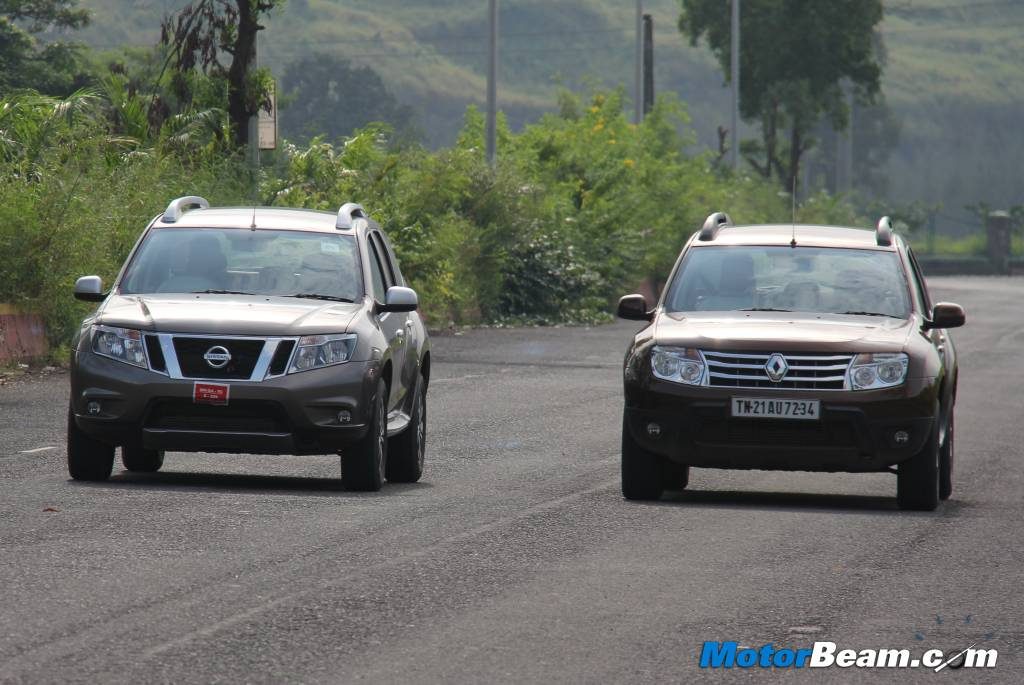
{"left": 836, "top": 310, "right": 902, "bottom": 318}
{"left": 287, "top": 293, "right": 355, "bottom": 303}
{"left": 740, "top": 307, "right": 792, "bottom": 312}
{"left": 192, "top": 289, "right": 257, "bottom": 296}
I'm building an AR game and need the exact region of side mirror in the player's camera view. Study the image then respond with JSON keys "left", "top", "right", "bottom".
{"left": 926, "top": 302, "right": 965, "bottom": 330}
{"left": 617, "top": 294, "right": 652, "bottom": 321}
{"left": 74, "top": 275, "right": 106, "bottom": 302}
{"left": 380, "top": 286, "right": 418, "bottom": 313}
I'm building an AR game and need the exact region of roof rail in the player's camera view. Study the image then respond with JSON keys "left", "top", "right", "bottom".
{"left": 698, "top": 212, "right": 734, "bottom": 241}
{"left": 336, "top": 202, "right": 367, "bottom": 229}
{"left": 876, "top": 216, "right": 894, "bottom": 246}
{"left": 163, "top": 196, "right": 209, "bottom": 223}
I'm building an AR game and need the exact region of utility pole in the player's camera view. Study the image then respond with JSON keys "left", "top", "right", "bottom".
{"left": 642, "top": 14, "right": 654, "bottom": 116}
{"left": 843, "top": 86, "right": 854, "bottom": 192}
{"left": 248, "top": 29, "right": 260, "bottom": 199}
{"left": 635, "top": 0, "right": 643, "bottom": 124}
{"left": 730, "top": 0, "right": 740, "bottom": 170}
{"left": 834, "top": 82, "right": 854, "bottom": 193}
{"left": 486, "top": 0, "right": 498, "bottom": 166}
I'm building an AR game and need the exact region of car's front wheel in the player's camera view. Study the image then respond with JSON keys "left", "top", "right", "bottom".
{"left": 897, "top": 415, "right": 940, "bottom": 511}
{"left": 386, "top": 373, "right": 426, "bottom": 483}
{"left": 67, "top": 407, "right": 115, "bottom": 482}
{"left": 341, "top": 379, "right": 387, "bottom": 492}
{"left": 122, "top": 446, "right": 164, "bottom": 473}
{"left": 621, "top": 413, "right": 665, "bottom": 501}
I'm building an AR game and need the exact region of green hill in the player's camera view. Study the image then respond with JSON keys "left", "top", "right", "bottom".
{"left": 73, "top": 0, "right": 1024, "bottom": 234}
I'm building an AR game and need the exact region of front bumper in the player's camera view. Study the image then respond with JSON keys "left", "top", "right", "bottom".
{"left": 624, "top": 377, "right": 939, "bottom": 472}
{"left": 70, "top": 350, "right": 381, "bottom": 455}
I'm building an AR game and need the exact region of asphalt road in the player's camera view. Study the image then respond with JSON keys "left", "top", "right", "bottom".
{"left": 1, "top": 276, "right": 1021, "bottom": 684}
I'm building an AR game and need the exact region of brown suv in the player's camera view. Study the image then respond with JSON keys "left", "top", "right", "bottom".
{"left": 617, "top": 213, "right": 964, "bottom": 510}
{"left": 68, "top": 197, "right": 429, "bottom": 491}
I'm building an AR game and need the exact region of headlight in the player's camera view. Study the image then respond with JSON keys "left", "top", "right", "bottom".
{"left": 289, "top": 333, "right": 357, "bottom": 373}
{"left": 849, "top": 352, "right": 908, "bottom": 390}
{"left": 93, "top": 325, "right": 148, "bottom": 368}
{"left": 651, "top": 346, "right": 704, "bottom": 385}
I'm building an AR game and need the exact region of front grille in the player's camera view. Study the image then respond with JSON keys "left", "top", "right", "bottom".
{"left": 268, "top": 340, "right": 295, "bottom": 376}
{"left": 145, "top": 399, "right": 289, "bottom": 434}
{"left": 173, "top": 337, "right": 265, "bottom": 380}
{"left": 145, "top": 335, "right": 166, "bottom": 373}
{"left": 703, "top": 351, "right": 853, "bottom": 390}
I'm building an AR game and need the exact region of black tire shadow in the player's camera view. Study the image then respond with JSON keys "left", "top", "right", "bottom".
{"left": 69, "top": 470, "right": 434, "bottom": 497}
{"left": 654, "top": 488, "right": 955, "bottom": 516}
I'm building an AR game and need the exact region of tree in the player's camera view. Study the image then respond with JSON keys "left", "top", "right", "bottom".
{"left": 280, "top": 54, "right": 417, "bottom": 145}
{"left": 160, "top": 0, "right": 282, "bottom": 148}
{"left": 0, "top": 0, "right": 90, "bottom": 94}
{"left": 679, "top": 0, "right": 884, "bottom": 192}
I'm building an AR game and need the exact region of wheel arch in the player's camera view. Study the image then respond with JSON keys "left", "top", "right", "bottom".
{"left": 420, "top": 351, "right": 430, "bottom": 391}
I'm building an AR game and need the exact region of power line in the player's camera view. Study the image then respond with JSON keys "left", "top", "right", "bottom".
{"left": 887, "top": 0, "right": 1021, "bottom": 12}
{"left": 83, "top": 27, "right": 634, "bottom": 51}
{"left": 882, "top": 19, "right": 1024, "bottom": 33}
{"left": 260, "top": 42, "right": 635, "bottom": 61}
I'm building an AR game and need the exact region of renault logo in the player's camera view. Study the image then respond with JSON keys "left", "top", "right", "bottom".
{"left": 765, "top": 353, "right": 788, "bottom": 383}
{"left": 203, "top": 345, "right": 232, "bottom": 369}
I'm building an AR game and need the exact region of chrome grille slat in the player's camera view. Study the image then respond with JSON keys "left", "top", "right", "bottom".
{"left": 786, "top": 363, "right": 850, "bottom": 371}
{"left": 702, "top": 350, "right": 853, "bottom": 391}
{"left": 708, "top": 361, "right": 769, "bottom": 369}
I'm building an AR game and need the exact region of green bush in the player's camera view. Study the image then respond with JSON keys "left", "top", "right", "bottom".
{"left": 1, "top": 86, "right": 871, "bottom": 346}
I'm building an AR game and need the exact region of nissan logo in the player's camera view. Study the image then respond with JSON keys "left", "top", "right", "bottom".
{"left": 203, "top": 345, "right": 232, "bottom": 369}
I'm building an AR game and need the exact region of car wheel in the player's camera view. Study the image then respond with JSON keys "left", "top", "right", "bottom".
{"left": 386, "top": 373, "right": 426, "bottom": 483}
{"left": 621, "top": 413, "right": 664, "bottom": 501}
{"left": 664, "top": 461, "right": 690, "bottom": 491}
{"left": 122, "top": 446, "right": 165, "bottom": 473}
{"left": 67, "top": 407, "right": 115, "bottom": 482}
{"left": 341, "top": 379, "right": 387, "bottom": 492}
{"left": 939, "top": 409, "right": 954, "bottom": 501}
{"left": 896, "top": 414, "right": 940, "bottom": 511}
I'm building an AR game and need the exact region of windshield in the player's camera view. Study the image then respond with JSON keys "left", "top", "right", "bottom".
{"left": 664, "top": 246, "right": 911, "bottom": 318}
{"left": 119, "top": 228, "right": 362, "bottom": 301}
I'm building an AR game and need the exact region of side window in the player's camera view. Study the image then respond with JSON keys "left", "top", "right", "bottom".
{"left": 370, "top": 232, "right": 397, "bottom": 288}
{"left": 378, "top": 233, "right": 406, "bottom": 286}
{"left": 367, "top": 238, "right": 388, "bottom": 302}
{"left": 906, "top": 247, "right": 932, "bottom": 311}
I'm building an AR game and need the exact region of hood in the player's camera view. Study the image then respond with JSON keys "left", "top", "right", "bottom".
{"left": 96, "top": 293, "right": 361, "bottom": 336}
{"left": 654, "top": 311, "right": 914, "bottom": 353}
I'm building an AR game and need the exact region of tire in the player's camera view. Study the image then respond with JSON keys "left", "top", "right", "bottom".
{"left": 341, "top": 379, "right": 387, "bottom": 492}
{"left": 621, "top": 413, "right": 664, "bottom": 501}
{"left": 386, "top": 373, "right": 426, "bottom": 483}
{"left": 664, "top": 461, "right": 690, "bottom": 491}
{"left": 67, "top": 407, "right": 115, "bottom": 482}
{"left": 122, "top": 445, "right": 165, "bottom": 473}
{"left": 939, "top": 409, "right": 954, "bottom": 501}
{"left": 897, "top": 414, "right": 940, "bottom": 511}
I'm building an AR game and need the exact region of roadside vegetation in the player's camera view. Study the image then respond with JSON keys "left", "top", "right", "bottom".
{"left": 0, "top": 82, "right": 861, "bottom": 345}
{"left": 8, "top": 0, "right": 1007, "bottom": 353}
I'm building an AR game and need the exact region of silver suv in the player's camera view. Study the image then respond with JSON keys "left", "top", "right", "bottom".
{"left": 68, "top": 196, "right": 430, "bottom": 491}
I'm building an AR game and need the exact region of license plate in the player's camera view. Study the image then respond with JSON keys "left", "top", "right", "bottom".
{"left": 731, "top": 397, "right": 820, "bottom": 420}
{"left": 193, "top": 382, "right": 230, "bottom": 406}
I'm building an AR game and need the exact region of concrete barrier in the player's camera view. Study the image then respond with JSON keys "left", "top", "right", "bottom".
{"left": 0, "top": 305, "right": 47, "bottom": 364}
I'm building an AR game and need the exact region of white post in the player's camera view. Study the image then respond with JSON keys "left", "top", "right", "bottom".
{"left": 730, "top": 0, "right": 740, "bottom": 171}
{"left": 486, "top": 0, "right": 498, "bottom": 166}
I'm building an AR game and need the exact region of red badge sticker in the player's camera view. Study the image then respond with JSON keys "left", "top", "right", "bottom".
{"left": 193, "top": 382, "right": 230, "bottom": 405}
